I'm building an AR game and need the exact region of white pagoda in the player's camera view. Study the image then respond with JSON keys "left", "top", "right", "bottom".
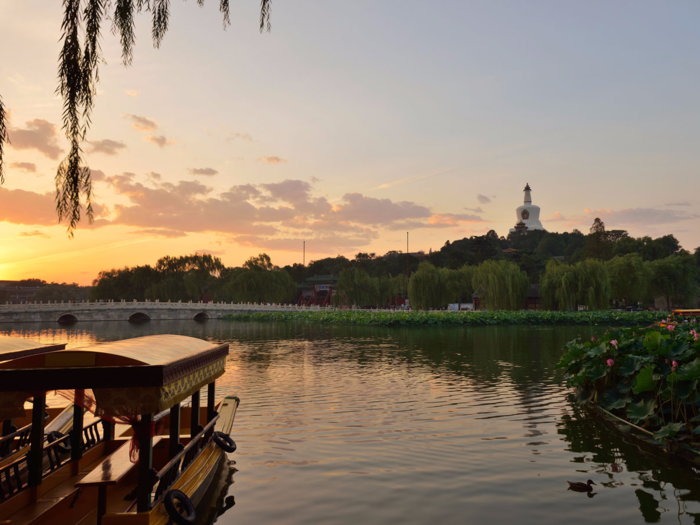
{"left": 509, "top": 183, "right": 545, "bottom": 233}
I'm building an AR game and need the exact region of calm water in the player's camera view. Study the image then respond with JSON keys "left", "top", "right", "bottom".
{"left": 2, "top": 320, "right": 700, "bottom": 524}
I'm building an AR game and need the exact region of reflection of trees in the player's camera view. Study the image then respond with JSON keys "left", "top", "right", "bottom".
{"left": 559, "top": 402, "right": 700, "bottom": 523}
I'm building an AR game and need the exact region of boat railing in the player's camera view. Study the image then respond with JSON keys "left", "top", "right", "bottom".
{"left": 152, "top": 413, "right": 220, "bottom": 505}
{"left": 0, "top": 419, "right": 105, "bottom": 502}
{"left": 0, "top": 454, "right": 27, "bottom": 501}
{"left": 0, "top": 423, "right": 32, "bottom": 459}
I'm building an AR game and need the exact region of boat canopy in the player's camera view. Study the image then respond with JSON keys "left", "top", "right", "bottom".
{"left": 0, "top": 335, "right": 66, "bottom": 362}
{"left": 0, "top": 335, "right": 228, "bottom": 419}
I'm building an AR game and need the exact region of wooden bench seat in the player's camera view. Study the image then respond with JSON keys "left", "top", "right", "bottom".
{"left": 75, "top": 437, "right": 163, "bottom": 525}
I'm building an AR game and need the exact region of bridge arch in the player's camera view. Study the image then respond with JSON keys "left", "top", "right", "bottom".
{"left": 128, "top": 312, "right": 151, "bottom": 323}
{"left": 193, "top": 312, "right": 210, "bottom": 322}
{"left": 57, "top": 313, "right": 78, "bottom": 324}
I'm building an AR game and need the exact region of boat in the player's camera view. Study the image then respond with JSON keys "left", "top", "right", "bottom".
{"left": 0, "top": 335, "right": 73, "bottom": 467}
{"left": 0, "top": 334, "right": 239, "bottom": 525}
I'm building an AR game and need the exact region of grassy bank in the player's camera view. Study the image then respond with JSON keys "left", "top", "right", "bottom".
{"left": 220, "top": 309, "right": 667, "bottom": 327}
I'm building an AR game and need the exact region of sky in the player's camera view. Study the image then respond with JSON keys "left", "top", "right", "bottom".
{"left": 1, "top": 1, "right": 699, "bottom": 285}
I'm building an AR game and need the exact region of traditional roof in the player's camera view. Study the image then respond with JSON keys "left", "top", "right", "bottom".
{"left": 0, "top": 335, "right": 228, "bottom": 418}
{"left": 0, "top": 335, "right": 66, "bottom": 362}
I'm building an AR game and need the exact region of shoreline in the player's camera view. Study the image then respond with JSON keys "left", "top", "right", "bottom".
{"left": 220, "top": 310, "right": 668, "bottom": 327}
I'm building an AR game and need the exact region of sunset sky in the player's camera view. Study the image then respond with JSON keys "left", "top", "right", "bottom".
{"left": 1, "top": 1, "right": 700, "bottom": 285}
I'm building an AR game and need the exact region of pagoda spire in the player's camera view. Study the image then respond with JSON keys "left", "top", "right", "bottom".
{"left": 524, "top": 183, "right": 532, "bottom": 204}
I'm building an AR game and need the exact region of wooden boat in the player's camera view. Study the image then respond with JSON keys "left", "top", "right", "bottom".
{"left": 0, "top": 334, "right": 239, "bottom": 525}
{"left": 0, "top": 336, "right": 72, "bottom": 468}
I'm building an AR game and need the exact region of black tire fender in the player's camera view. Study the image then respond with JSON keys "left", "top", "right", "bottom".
{"left": 213, "top": 432, "right": 237, "bottom": 453}
{"left": 164, "top": 489, "right": 196, "bottom": 525}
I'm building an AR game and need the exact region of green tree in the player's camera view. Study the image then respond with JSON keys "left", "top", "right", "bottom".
{"left": 408, "top": 262, "right": 447, "bottom": 310}
{"left": 540, "top": 260, "right": 578, "bottom": 311}
{"left": 0, "top": 1, "right": 272, "bottom": 233}
{"left": 605, "top": 254, "right": 650, "bottom": 306}
{"left": 649, "top": 254, "right": 699, "bottom": 309}
{"left": 472, "top": 260, "right": 529, "bottom": 311}
{"left": 576, "top": 259, "right": 611, "bottom": 310}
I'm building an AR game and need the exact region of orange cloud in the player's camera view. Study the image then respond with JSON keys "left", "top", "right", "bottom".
{"left": 9, "top": 119, "right": 63, "bottom": 159}
{"left": 257, "top": 156, "right": 287, "bottom": 164}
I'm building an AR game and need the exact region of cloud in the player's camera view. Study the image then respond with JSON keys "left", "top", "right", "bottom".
{"left": 195, "top": 249, "right": 225, "bottom": 256}
{"left": 90, "top": 169, "right": 107, "bottom": 181}
{"left": 0, "top": 186, "right": 60, "bottom": 225}
{"left": 226, "top": 132, "right": 253, "bottom": 142}
{"left": 257, "top": 156, "right": 287, "bottom": 165}
{"left": 129, "top": 228, "right": 187, "bottom": 238}
{"left": 19, "top": 230, "right": 50, "bottom": 239}
{"left": 9, "top": 119, "right": 64, "bottom": 159}
{"left": 665, "top": 202, "right": 692, "bottom": 207}
{"left": 387, "top": 213, "right": 486, "bottom": 230}
{"left": 547, "top": 212, "right": 568, "bottom": 222}
{"left": 124, "top": 114, "right": 158, "bottom": 133}
{"left": 144, "top": 135, "right": 176, "bottom": 148}
{"left": 477, "top": 194, "right": 491, "bottom": 204}
{"left": 333, "top": 193, "right": 431, "bottom": 225}
{"left": 188, "top": 168, "right": 219, "bottom": 176}
{"left": 464, "top": 206, "right": 484, "bottom": 213}
{"left": 10, "top": 162, "right": 36, "bottom": 173}
{"left": 125, "top": 90, "right": 139, "bottom": 97}
{"left": 88, "top": 139, "right": 127, "bottom": 156}
{"left": 585, "top": 207, "right": 699, "bottom": 226}
{"left": 230, "top": 234, "right": 374, "bottom": 253}
{"left": 146, "top": 172, "right": 161, "bottom": 180}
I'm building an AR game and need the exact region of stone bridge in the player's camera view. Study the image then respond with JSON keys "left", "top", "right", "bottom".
{"left": 0, "top": 300, "right": 326, "bottom": 324}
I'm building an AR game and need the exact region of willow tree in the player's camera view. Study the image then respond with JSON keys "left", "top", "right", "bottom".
{"left": 539, "top": 260, "right": 578, "bottom": 311}
{"left": 0, "top": 0, "right": 272, "bottom": 234}
{"left": 575, "top": 259, "right": 611, "bottom": 310}
{"left": 335, "top": 267, "right": 378, "bottom": 307}
{"left": 605, "top": 253, "right": 650, "bottom": 306}
{"left": 408, "top": 262, "right": 446, "bottom": 310}
{"left": 472, "top": 260, "right": 528, "bottom": 311}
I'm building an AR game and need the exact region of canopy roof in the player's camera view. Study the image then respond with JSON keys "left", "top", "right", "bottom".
{"left": 0, "top": 335, "right": 229, "bottom": 418}
{"left": 0, "top": 335, "right": 66, "bottom": 362}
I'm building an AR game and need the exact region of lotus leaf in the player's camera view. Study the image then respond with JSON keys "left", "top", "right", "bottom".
{"left": 618, "top": 355, "right": 642, "bottom": 377}
{"left": 678, "top": 358, "right": 700, "bottom": 381}
{"left": 586, "top": 363, "right": 608, "bottom": 381}
{"left": 653, "top": 422, "right": 685, "bottom": 440}
{"left": 644, "top": 331, "right": 663, "bottom": 352}
{"left": 626, "top": 399, "right": 656, "bottom": 421}
{"left": 674, "top": 380, "right": 697, "bottom": 400}
{"left": 587, "top": 344, "right": 606, "bottom": 357}
{"left": 632, "top": 365, "right": 657, "bottom": 394}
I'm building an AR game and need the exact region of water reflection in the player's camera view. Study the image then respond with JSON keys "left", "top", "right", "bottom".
{"left": 3, "top": 321, "right": 700, "bottom": 523}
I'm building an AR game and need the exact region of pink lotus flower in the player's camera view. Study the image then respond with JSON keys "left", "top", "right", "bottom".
{"left": 672, "top": 360, "right": 678, "bottom": 372}
{"left": 691, "top": 330, "right": 699, "bottom": 341}
{"left": 610, "top": 339, "right": 618, "bottom": 349}
{"left": 591, "top": 337, "right": 596, "bottom": 342}
{"left": 607, "top": 359, "right": 615, "bottom": 367}
{"left": 668, "top": 324, "right": 675, "bottom": 332}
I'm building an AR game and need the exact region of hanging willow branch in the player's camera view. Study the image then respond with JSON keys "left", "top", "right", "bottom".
{"left": 0, "top": 95, "right": 8, "bottom": 184}
{"left": 0, "top": 0, "right": 273, "bottom": 235}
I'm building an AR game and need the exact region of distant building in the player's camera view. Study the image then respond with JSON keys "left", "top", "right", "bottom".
{"left": 510, "top": 183, "right": 546, "bottom": 234}
{"left": 0, "top": 281, "right": 42, "bottom": 303}
{"left": 297, "top": 275, "right": 339, "bottom": 306}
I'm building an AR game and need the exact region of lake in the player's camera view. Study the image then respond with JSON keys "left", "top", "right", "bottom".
{"left": 2, "top": 320, "right": 699, "bottom": 524}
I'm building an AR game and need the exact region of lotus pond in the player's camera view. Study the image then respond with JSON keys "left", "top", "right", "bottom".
{"left": 2, "top": 319, "right": 700, "bottom": 524}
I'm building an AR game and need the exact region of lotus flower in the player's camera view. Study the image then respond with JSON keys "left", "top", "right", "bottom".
{"left": 668, "top": 324, "right": 675, "bottom": 332}
{"left": 606, "top": 359, "right": 615, "bottom": 367}
{"left": 591, "top": 337, "right": 596, "bottom": 342}
{"left": 610, "top": 339, "right": 618, "bottom": 349}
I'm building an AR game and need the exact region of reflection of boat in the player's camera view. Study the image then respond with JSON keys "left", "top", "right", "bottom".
{"left": 0, "top": 334, "right": 239, "bottom": 525}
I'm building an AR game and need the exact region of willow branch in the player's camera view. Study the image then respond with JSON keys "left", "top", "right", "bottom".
{"left": 260, "top": 0, "right": 271, "bottom": 32}
{"left": 0, "top": 95, "right": 8, "bottom": 184}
